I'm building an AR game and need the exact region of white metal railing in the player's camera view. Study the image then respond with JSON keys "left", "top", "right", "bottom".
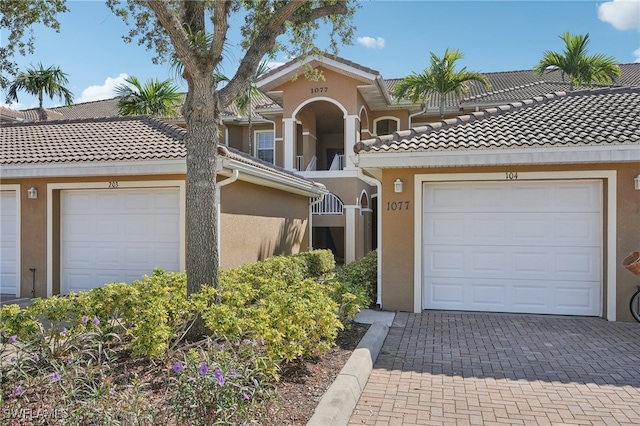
{"left": 329, "top": 154, "right": 344, "bottom": 171}
{"left": 312, "top": 192, "right": 344, "bottom": 215}
{"left": 306, "top": 155, "right": 317, "bottom": 171}
{"left": 296, "top": 155, "right": 304, "bottom": 171}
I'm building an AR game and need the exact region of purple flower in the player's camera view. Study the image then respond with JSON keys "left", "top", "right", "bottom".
{"left": 109, "top": 388, "right": 116, "bottom": 395}
{"left": 60, "top": 328, "right": 68, "bottom": 336}
{"left": 1, "top": 330, "right": 5, "bottom": 337}
{"left": 199, "top": 363, "right": 209, "bottom": 376}
{"left": 242, "top": 392, "right": 250, "bottom": 401}
{"left": 51, "top": 372, "right": 60, "bottom": 382}
{"left": 172, "top": 362, "right": 183, "bottom": 373}
{"left": 10, "top": 357, "right": 16, "bottom": 363}
{"left": 12, "top": 386, "right": 23, "bottom": 396}
{"left": 8, "top": 335, "right": 17, "bottom": 344}
{"left": 33, "top": 354, "right": 40, "bottom": 362}
{"left": 214, "top": 368, "right": 225, "bottom": 386}
{"left": 93, "top": 317, "right": 100, "bottom": 325}
{"left": 229, "top": 368, "right": 237, "bottom": 378}
{"left": 80, "top": 316, "right": 89, "bottom": 324}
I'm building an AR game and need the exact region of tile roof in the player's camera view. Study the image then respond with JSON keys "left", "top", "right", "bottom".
{"left": 354, "top": 86, "right": 640, "bottom": 154}
{"left": 0, "top": 115, "right": 322, "bottom": 187}
{"left": 387, "top": 63, "right": 640, "bottom": 110}
{"left": 7, "top": 62, "right": 640, "bottom": 121}
{"left": 1, "top": 115, "right": 186, "bottom": 164}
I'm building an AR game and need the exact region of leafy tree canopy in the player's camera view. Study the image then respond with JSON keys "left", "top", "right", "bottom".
{"left": 0, "top": 0, "right": 69, "bottom": 89}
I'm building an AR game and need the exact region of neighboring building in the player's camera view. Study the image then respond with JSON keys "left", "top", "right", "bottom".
{"left": 354, "top": 87, "right": 640, "bottom": 321}
{"left": 0, "top": 115, "right": 326, "bottom": 298}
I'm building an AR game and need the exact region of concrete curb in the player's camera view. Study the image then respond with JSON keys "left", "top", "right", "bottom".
{"left": 306, "top": 322, "right": 389, "bottom": 426}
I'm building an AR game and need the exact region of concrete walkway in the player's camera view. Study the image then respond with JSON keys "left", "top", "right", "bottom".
{"left": 349, "top": 311, "right": 640, "bottom": 425}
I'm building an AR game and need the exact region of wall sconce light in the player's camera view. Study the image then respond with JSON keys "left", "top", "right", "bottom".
{"left": 27, "top": 187, "right": 38, "bottom": 199}
{"left": 394, "top": 179, "right": 403, "bottom": 193}
{"left": 635, "top": 175, "right": 640, "bottom": 190}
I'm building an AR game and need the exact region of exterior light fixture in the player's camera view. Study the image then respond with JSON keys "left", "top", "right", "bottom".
{"left": 27, "top": 186, "right": 38, "bottom": 199}
{"left": 394, "top": 179, "right": 403, "bottom": 193}
{"left": 635, "top": 175, "right": 640, "bottom": 190}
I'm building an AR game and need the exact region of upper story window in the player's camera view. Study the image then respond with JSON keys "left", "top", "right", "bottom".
{"left": 255, "top": 131, "right": 275, "bottom": 164}
{"left": 374, "top": 117, "right": 399, "bottom": 136}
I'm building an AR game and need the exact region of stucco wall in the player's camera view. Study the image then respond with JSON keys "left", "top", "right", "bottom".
{"left": 378, "top": 163, "right": 640, "bottom": 320}
{"left": 4, "top": 173, "right": 312, "bottom": 297}
{"left": 220, "top": 179, "right": 309, "bottom": 269}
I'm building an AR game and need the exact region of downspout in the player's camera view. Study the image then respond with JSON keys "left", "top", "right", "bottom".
{"left": 357, "top": 166, "right": 383, "bottom": 309}
{"left": 308, "top": 193, "right": 326, "bottom": 251}
{"left": 216, "top": 167, "right": 240, "bottom": 268}
{"left": 408, "top": 105, "right": 426, "bottom": 129}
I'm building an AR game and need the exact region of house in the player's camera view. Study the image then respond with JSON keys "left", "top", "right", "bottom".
{"left": 0, "top": 115, "right": 326, "bottom": 298}
{"left": 11, "top": 56, "right": 640, "bottom": 269}
{"left": 354, "top": 86, "right": 640, "bottom": 321}
{"left": 5, "top": 55, "right": 640, "bottom": 315}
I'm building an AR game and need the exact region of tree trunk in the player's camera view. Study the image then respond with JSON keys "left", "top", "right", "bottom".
{"left": 183, "top": 71, "right": 220, "bottom": 340}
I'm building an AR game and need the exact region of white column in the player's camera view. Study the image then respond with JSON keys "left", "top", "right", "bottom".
{"left": 283, "top": 118, "right": 296, "bottom": 171}
{"left": 343, "top": 115, "right": 359, "bottom": 170}
{"left": 344, "top": 205, "right": 357, "bottom": 263}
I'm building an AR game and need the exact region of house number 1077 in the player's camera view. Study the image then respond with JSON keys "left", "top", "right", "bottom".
{"left": 387, "top": 201, "right": 410, "bottom": 211}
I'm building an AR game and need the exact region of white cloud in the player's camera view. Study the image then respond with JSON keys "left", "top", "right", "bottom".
{"left": 635, "top": 48, "right": 640, "bottom": 62}
{"left": 357, "top": 36, "right": 385, "bottom": 49}
{"left": 598, "top": 0, "right": 640, "bottom": 31}
{"left": 77, "top": 73, "right": 128, "bottom": 103}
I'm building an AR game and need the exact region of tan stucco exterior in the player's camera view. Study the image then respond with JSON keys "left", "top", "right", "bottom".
{"left": 3, "top": 171, "right": 316, "bottom": 298}
{"left": 220, "top": 179, "right": 309, "bottom": 269}
{"left": 375, "top": 163, "right": 640, "bottom": 321}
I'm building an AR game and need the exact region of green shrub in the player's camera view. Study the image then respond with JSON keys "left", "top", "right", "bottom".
{"left": 334, "top": 249, "right": 378, "bottom": 302}
{"left": 204, "top": 272, "right": 342, "bottom": 363}
{"left": 294, "top": 249, "right": 336, "bottom": 278}
{"left": 326, "top": 250, "right": 378, "bottom": 323}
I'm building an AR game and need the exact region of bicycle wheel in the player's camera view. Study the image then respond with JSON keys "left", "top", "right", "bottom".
{"left": 630, "top": 289, "right": 640, "bottom": 323}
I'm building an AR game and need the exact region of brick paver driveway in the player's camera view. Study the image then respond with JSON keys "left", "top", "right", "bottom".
{"left": 349, "top": 311, "right": 640, "bottom": 425}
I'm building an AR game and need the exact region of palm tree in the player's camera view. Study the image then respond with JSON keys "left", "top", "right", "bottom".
{"left": 114, "top": 76, "right": 182, "bottom": 117}
{"left": 215, "top": 60, "right": 271, "bottom": 154}
{"left": 393, "top": 48, "right": 491, "bottom": 118}
{"left": 534, "top": 32, "right": 620, "bottom": 90}
{"left": 7, "top": 63, "right": 74, "bottom": 121}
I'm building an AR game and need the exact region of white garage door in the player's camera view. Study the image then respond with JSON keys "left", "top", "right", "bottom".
{"left": 0, "top": 191, "right": 18, "bottom": 296}
{"left": 61, "top": 188, "right": 181, "bottom": 294}
{"left": 423, "top": 180, "right": 601, "bottom": 316}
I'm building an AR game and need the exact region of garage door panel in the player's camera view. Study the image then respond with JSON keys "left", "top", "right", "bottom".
{"left": 62, "top": 188, "right": 181, "bottom": 294}
{"left": 427, "top": 245, "right": 598, "bottom": 281}
{"left": 423, "top": 180, "right": 602, "bottom": 316}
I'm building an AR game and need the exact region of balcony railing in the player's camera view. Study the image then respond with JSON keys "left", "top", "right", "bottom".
{"left": 296, "top": 155, "right": 317, "bottom": 171}
{"left": 312, "top": 192, "right": 344, "bottom": 215}
{"left": 329, "top": 154, "right": 344, "bottom": 171}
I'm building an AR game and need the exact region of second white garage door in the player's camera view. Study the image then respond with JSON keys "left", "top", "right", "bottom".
{"left": 423, "top": 180, "right": 601, "bottom": 316}
{"left": 61, "top": 188, "right": 181, "bottom": 294}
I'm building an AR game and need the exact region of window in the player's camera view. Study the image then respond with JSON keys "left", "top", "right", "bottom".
{"left": 374, "top": 118, "right": 399, "bottom": 136}
{"left": 255, "top": 131, "right": 275, "bottom": 164}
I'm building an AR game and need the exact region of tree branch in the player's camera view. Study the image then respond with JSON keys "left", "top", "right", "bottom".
{"left": 219, "top": 1, "right": 348, "bottom": 107}
{"left": 147, "top": 0, "right": 199, "bottom": 78}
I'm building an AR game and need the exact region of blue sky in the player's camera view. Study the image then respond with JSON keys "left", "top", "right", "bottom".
{"left": 3, "top": 0, "right": 640, "bottom": 109}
